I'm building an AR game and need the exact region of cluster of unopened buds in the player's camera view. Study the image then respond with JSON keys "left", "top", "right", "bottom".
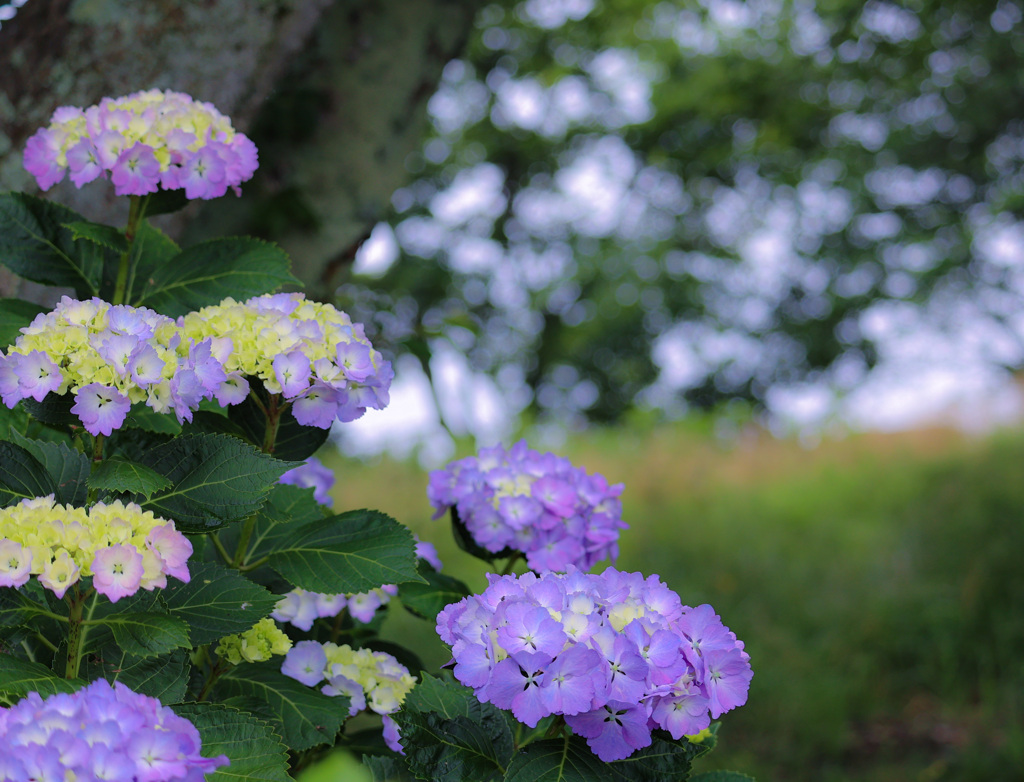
{"left": 0, "top": 496, "right": 192, "bottom": 602}
{"left": 436, "top": 568, "right": 753, "bottom": 761}
{"left": 215, "top": 617, "right": 293, "bottom": 665}
{"left": 0, "top": 679, "right": 229, "bottom": 781}
{"left": 428, "top": 441, "right": 627, "bottom": 572}
{"left": 282, "top": 641, "right": 416, "bottom": 753}
{"left": 0, "top": 293, "right": 392, "bottom": 435}
{"left": 23, "top": 89, "right": 258, "bottom": 198}
{"left": 178, "top": 293, "right": 393, "bottom": 427}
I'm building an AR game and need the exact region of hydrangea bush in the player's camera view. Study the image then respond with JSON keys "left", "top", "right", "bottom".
{"left": 0, "top": 92, "right": 754, "bottom": 782}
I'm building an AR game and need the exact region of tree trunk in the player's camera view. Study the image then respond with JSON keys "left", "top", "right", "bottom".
{"left": 0, "top": 0, "right": 481, "bottom": 301}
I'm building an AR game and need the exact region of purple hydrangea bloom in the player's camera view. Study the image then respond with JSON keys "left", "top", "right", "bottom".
{"left": 428, "top": 441, "right": 627, "bottom": 572}
{"left": 436, "top": 568, "right": 753, "bottom": 761}
{"left": 0, "top": 679, "right": 228, "bottom": 780}
{"left": 23, "top": 90, "right": 257, "bottom": 199}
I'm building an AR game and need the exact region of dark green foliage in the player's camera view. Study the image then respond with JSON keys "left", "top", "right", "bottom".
{"left": 0, "top": 192, "right": 105, "bottom": 296}
{"left": 0, "top": 441, "right": 55, "bottom": 506}
{"left": 135, "top": 237, "right": 299, "bottom": 317}
{"left": 228, "top": 384, "right": 331, "bottom": 460}
{"left": 398, "top": 560, "right": 472, "bottom": 621}
{"left": 213, "top": 660, "right": 348, "bottom": 752}
{"left": 173, "top": 702, "right": 294, "bottom": 782}
{"left": 161, "top": 562, "right": 278, "bottom": 645}
{"left": 79, "top": 645, "right": 190, "bottom": 704}
{"left": 89, "top": 457, "right": 172, "bottom": 499}
{"left": 0, "top": 656, "right": 82, "bottom": 702}
{"left": 7, "top": 431, "right": 89, "bottom": 506}
{"left": 139, "top": 433, "right": 296, "bottom": 531}
{"left": 265, "top": 508, "right": 422, "bottom": 594}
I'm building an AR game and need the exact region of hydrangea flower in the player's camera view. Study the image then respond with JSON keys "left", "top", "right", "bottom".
{"left": 428, "top": 441, "right": 627, "bottom": 573}
{"left": 0, "top": 679, "right": 229, "bottom": 781}
{"left": 281, "top": 641, "right": 416, "bottom": 753}
{"left": 177, "top": 293, "right": 392, "bottom": 428}
{"left": 436, "top": 568, "right": 753, "bottom": 761}
{"left": 0, "top": 296, "right": 235, "bottom": 434}
{"left": 279, "top": 456, "right": 335, "bottom": 505}
{"left": 0, "top": 496, "right": 192, "bottom": 601}
{"left": 216, "top": 617, "right": 293, "bottom": 664}
{"left": 23, "top": 89, "right": 258, "bottom": 198}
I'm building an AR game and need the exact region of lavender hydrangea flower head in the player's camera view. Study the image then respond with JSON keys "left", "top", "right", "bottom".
{"left": 428, "top": 441, "right": 627, "bottom": 573}
{"left": 23, "top": 89, "right": 258, "bottom": 198}
{"left": 0, "top": 496, "right": 192, "bottom": 601}
{"left": 0, "top": 678, "right": 229, "bottom": 780}
{"left": 436, "top": 568, "right": 753, "bottom": 761}
{"left": 0, "top": 296, "right": 234, "bottom": 434}
{"left": 281, "top": 641, "right": 416, "bottom": 753}
{"left": 177, "top": 293, "right": 392, "bottom": 428}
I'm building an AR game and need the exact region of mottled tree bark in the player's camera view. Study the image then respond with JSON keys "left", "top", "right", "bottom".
{"left": 0, "top": 0, "right": 482, "bottom": 300}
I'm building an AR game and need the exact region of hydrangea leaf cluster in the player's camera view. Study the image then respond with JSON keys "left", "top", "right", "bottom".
{"left": 0, "top": 495, "right": 192, "bottom": 602}
{"left": 274, "top": 459, "right": 443, "bottom": 628}
{"left": 0, "top": 296, "right": 235, "bottom": 435}
{"left": 281, "top": 641, "right": 416, "bottom": 753}
{"left": 272, "top": 539, "right": 443, "bottom": 629}
{"left": 215, "top": 617, "right": 293, "bottom": 665}
{"left": 0, "top": 678, "right": 229, "bottom": 781}
{"left": 23, "top": 89, "right": 258, "bottom": 199}
{"left": 178, "top": 293, "right": 393, "bottom": 428}
{"left": 436, "top": 568, "right": 753, "bottom": 762}
{"left": 428, "top": 440, "right": 627, "bottom": 572}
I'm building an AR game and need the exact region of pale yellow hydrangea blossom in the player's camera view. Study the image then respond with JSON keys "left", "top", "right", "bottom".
{"left": 321, "top": 643, "right": 417, "bottom": 716}
{"left": 0, "top": 496, "right": 192, "bottom": 601}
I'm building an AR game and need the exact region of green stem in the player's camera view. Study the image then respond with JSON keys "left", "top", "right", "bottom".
{"left": 197, "top": 660, "right": 226, "bottom": 702}
{"left": 211, "top": 533, "right": 233, "bottom": 565}
{"left": 329, "top": 607, "right": 349, "bottom": 644}
{"left": 500, "top": 553, "right": 521, "bottom": 576}
{"left": 237, "top": 555, "right": 268, "bottom": 572}
{"left": 231, "top": 399, "right": 282, "bottom": 568}
{"left": 64, "top": 588, "right": 94, "bottom": 679}
{"left": 232, "top": 512, "right": 258, "bottom": 569}
{"left": 262, "top": 394, "right": 281, "bottom": 455}
{"left": 92, "top": 433, "right": 105, "bottom": 462}
{"left": 112, "top": 195, "right": 146, "bottom": 305}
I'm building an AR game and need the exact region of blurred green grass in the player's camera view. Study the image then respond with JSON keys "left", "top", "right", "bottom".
{"left": 316, "top": 422, "right": 1024, "bottom": 782}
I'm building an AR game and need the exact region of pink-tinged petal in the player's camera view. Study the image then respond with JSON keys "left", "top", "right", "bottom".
{"left": 91, "top": 544, "right": 145, "bottom": 603}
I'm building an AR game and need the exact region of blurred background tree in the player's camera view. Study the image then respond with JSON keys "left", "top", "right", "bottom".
{"left": 200, "top": 0, "right": 1024, "bottom": 433}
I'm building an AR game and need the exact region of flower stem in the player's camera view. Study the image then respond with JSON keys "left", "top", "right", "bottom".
{"left": 91, "top": 433, "right": 105, "bottom": 462}
{"left": 500, "top": 553, "right": 521, "bottom": 576}
{"left": 64, "top": 587, "right": 95, "bottom": 679}
{"left": 112, "top": 195, "right": 146, "bottom": 306}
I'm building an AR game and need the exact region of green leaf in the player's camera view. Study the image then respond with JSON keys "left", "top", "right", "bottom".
{"left": 0, "top": 192, "right": 105, "bottom": 296}
{"left": 0, "top": 298, "right": 48, "bottom": 348}
{"left": 101, "top": 611, "right": 191, "bottom": 658}
{"left": 399, "top": 562, "right": 472, "bottom": 622}
{"left": 141, "top": 189, "right": 191, "bottom": 218}
{"left": 22, "top": 392, "right": 79, "bottom": 429}
{"left": 0, "top": 441, "right": 56, "bottom": 507}
{"left": 503, "top": 736, "right": 606, "bottom": 782}
{"left": 228, "top": 384, "right": 331, "bottom": 460}
{"left": 689, "top": 773, "right": 757, "bottom": 782}
{"left": 397, "top": 699, "right": 514, "bottom": 782}
{"left": 266, "top": 509, "right": 422, "bottom": 594}
{"left": 213, "top": 660, "right": 347, "bottom": 751}
{"left": 161, "top": 562, "right": 278, "bottom": 645}
{"left": 403, "top": 672, "right": 477, "bottom": 718}
{"left": 79, "top": 645, "right": 190, "bottom": 704}
{"left": 0, "top": 586, "right": 58, "bottom": 628}
{"left": 244, "top": 484, "right": 326, "bottom": 560}
{"left": 8, "top": 430, "right": 89, "bottom": 506}
{"left": 140, "top": 433, "right": 296, "bottom": 532}
{"left": 122, "top": 221, "right": 182, "bottom": 305}
{"left": 173, "top": 702, "right": 293, "bottom": 782}
{"left": 89, "top": 457, "right": 173, "bottom": 499}
{"left": 364, "top": 755, "right": 414, "bottom": 782}
{"left": 124, "top": 402, "right": 183, "bottom": 434}
{"left": 0, "top": 655, "right": 82, "bottom": 701}
{"left": 137, "top": 237, "right": 299, "bottom": 317}
{"left": 66, "top": 220, "right": 129, "bottom": 253}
